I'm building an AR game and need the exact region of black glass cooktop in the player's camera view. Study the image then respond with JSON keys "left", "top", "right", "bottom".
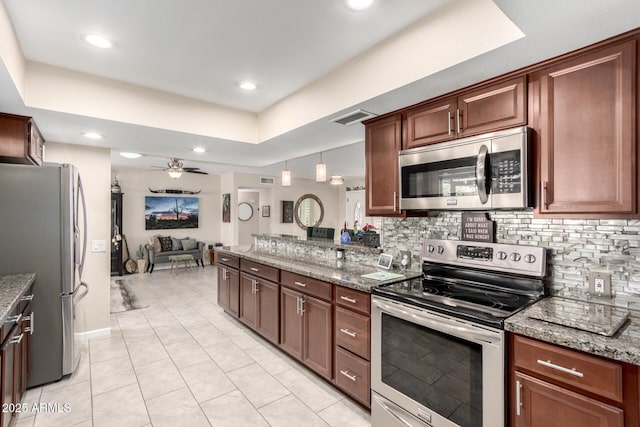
{"left": 372, "top": 265, "right": 545, "bottom": 329}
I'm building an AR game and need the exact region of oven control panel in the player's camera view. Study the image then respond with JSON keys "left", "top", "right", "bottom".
{"left": 422, "top": 238, "right": 546, "bottom": 277}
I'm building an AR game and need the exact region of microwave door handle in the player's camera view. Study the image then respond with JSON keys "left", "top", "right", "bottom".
{"left": 476, "top": 144, "right": 489, "bottom": 204}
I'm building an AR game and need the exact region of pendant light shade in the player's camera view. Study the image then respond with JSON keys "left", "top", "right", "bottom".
{"left": 316, "top": 152, "right": 327, "bottom": 182}
{"left": 281, "top": 160, "right": 291, "bottom": 187}
{"left": 329, "top": 175, "right": 344, "bottom": 185}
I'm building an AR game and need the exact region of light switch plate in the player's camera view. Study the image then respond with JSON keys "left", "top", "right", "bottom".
{"left": 91, "top": 240, "right": 106, "bottom": 253}
{"left": 588, "top": 272, "right": 612, "bottom": 298}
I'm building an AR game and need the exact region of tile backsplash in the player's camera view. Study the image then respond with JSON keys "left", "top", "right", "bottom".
{"left": 382, "top": 211, "right": 640, "bottom": 301}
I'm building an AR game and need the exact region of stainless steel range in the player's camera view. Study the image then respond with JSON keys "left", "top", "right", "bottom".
{"left": 371, "top": 239, "right": 547, "bottom": 427}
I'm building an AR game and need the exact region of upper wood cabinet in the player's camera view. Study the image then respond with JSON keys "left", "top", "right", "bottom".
{"left": 365, "top": 115, "right": 403, "bottom": 216}
{"left": 0, "top": 113, "right": 44, "bottom": 166}
{"left": 535, "top": 40, "right": 637, "bottom": 216}
{"left": 405, "top": 76, "right": 527, "bottom": 149}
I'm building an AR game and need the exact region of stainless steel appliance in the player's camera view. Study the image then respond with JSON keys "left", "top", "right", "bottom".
{"left": 371, "top": 239, "right": 546, "bottom": 427}
{"left": 0, "top": 163, "right": 89, "bottom": 387}
{"left": 399, "top": 127, "right": 532, "bottom": 210}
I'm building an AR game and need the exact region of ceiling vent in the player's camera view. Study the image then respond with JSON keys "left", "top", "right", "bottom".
{"left": 329, "top": 109, "right": 376, "bottom": 126}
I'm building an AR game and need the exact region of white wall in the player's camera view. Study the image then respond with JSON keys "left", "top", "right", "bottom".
{"left": 45, "top": 142, "right": 111, "bottom": 334}
{"left": 238, "top": 190, "right": 259, "bottom": 245}
{"left": 111, "top": 169, "right": 222, "bottom": 252}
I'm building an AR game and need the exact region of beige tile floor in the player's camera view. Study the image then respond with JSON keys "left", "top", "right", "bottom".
{"left": 16, "top": 266, "right": 371, "bottom": 427}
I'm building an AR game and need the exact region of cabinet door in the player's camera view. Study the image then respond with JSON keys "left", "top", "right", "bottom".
{"left": 217, "top": 267, "right": 230, "bottom": 311}
{"left": 538, "top": 40, "right": 636, "bottom": 215}
{"left": 279, "top": 287, "right": 303, "bottom": 359}
{"left": 0, "top": 326, "right": 19, "bottom": 427}
{"left": 256, "top": 279, "right": 279, "bottom": 344}
{"left": 27, "top": 121, "right": 44, "bottom": 166}
{"left": 457, "top": 76, "right": 526, "bottom": 138}
{"left": 365, "top": 115, "right": 403, "bottom": 216}
{"left": 513, "top": 371, "right": 623, "bottom": 427}
{"left": 405, "top": 98, "right": 457, "bottom": 148}
{"left": 302, "top": 295, "right": 333, "bottom": 380}
{"left": 228, "top": 269, "right": 240, "bottom": 317}
{"left": 238, "top": 273, "right": 257, "bottom": 329}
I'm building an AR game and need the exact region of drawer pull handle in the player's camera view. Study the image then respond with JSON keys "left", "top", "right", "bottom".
{"left": 9, "top": 333, "right": 23, "bottom": 345}
{"left": 340, "top": 370, "right": 357, "bottom": 382}
{"left": 250, "top": 267, "right": 260, "bottom": 272}
{"left": 221, "top": 258, "right": 229, "bottom": 262}
{"left": 536, "top": 359, "right": 584, "bottom": 378}
{"left": 5, "top": 313, "right": 22, "bottom": 325}
{"left": 516, "top": 380, "right": 522, "bottom": 416}
{"left": 293, "top": 281, "right": 307, "bottom": 288}
{"left": 340, "top": 296, "right": 357, "bottom": 304}
{"left": 20, "top": 294, "right": 34, "bottom": 302}
{"left": 340, "top": 328, "right": 357, "bottom": 338}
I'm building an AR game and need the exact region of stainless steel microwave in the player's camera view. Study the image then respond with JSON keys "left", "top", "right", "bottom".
{"left": 399, "top": 126, "right": 533, "bottom": 210}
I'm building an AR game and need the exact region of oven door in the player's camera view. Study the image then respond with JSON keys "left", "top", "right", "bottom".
{"left": 399, "top": 137, "right": 491, "bottom": 210}
{"left": 371, "top": 296, "right": 504, "bottom": 427}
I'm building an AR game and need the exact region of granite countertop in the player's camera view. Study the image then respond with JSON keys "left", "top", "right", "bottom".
{"left": 215, "top": 246, "right": 420, "bottom": 292}
{"left": 0, "top": 273, "right": 36, "bottom": 325}
{"left": 505, "top": 296, "right": 640, "bottom": 366}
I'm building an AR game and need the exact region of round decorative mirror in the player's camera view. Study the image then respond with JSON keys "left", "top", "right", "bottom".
{"left": 294, "top": 194, "right": 324, "bottom": 229}
{"left": 238, "top": 202, "right": 253, "bottom": 221}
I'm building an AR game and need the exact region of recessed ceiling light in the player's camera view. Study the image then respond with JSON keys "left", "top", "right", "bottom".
{"left": 193, "top": 147, "right": 206, "bottom": 153}
{"left": 85, "top": 34, "right": 113, "bottom": 49}
{"left": 119, "top": 152, "right": 142, "bottom": 159}
{"left": 239, "top": 81, "right": 257, "bottom": 91}
{"left": 346, "top": 0, "right": 373, "bottom": 10}
{"left": 83, "top": 132, "right": 103, "bottom": 139}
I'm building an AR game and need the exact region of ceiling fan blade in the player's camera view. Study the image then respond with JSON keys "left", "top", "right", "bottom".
{"left": 185, "top": 170, "right": 208, "bottom": 175}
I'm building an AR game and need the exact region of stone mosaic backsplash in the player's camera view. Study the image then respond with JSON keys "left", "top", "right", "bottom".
{"left": 382, "top": 211, "right": 640, "bottom": 302}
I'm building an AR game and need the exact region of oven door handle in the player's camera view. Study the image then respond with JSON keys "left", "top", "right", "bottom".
{"left": 373, "top": 394, "right": 426, "bottom": 427}
{"left": 476, "top": 144, "right": 489, "bottom": 204}
{"left": 373, "top": 299, "right": 501, "bottom": 345}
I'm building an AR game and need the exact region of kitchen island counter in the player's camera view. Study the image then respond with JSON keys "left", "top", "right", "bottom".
{"left": 506, "top": 296, "right": 640, "bottom": 365}
{"left": 215, "top": 246, "right": 420, "bottom": 293}
{"left": 0, "top": 273, "right": 35, "bottom": 325}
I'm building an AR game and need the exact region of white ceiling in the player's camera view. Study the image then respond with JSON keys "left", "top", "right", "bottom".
{"left": 1, "top": 0, "right": 640, "bottom": 180}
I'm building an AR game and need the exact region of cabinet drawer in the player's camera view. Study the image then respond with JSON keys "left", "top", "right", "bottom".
{"left": 241, "top": 259, "right": 279, "bottom": 282}
{"left": 217, "top": 254, "right": 240, "bottom": 269}
{"left": 514, "top": 335, "right": 624, "bottom": 403}
{"left": 335, "top": 346, "right": 370, "bottom": 407}
{"left": 335, "top": 287, "right": 370, "bottom": 315}
{"left": 335, "top": 306, "right": 370, "bottom": 360}
{"left": 281, "top": 271, "right": 332, "bottom": 302}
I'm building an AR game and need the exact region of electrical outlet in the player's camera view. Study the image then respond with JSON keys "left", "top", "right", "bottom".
{"left": 399, "top": 250, "right": 411, "bottom": 269}
{"left": 588, "top": 272, "right": 612, "bottom": 298}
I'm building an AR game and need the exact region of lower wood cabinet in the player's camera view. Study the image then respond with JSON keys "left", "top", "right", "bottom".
{"left": 239, "top": 272, "right": 279, "bottom": 344}
{"left": 279, "top": 286, "right": 333, "bottom": 380}
{"left": 217, "top": 265, "right": 239, "bottom": 317}
{"left": 511, "top": 334, "right": 639, "bottom": 427}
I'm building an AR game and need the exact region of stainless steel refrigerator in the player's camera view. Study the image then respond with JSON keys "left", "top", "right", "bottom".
{"left": 0, "top": 162, "right": 88, "bottom": 387}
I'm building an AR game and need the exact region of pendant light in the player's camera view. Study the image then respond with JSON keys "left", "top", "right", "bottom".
{"left": 281, "top": 160, "right": 291, "bottom": 187}
{"left": 316, "top": 152, "right": 327, "bottom": 182}
{"left": 329, "top": 175, "right": 344, "bottom": 185}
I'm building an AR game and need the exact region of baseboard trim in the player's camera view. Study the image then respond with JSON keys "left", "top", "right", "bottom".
{"left": 75, "top": 327, "right": 111, "bottom": 340}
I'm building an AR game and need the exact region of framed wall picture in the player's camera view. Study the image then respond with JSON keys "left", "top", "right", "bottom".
{"left": 281, "top": 200, "right": 293, "bottom": 223}
{"left": 222, "top": 193, "right": 230, "bottom": 223}
{"left": 262, "top": 205, "right": 270, "bottom": 217}
{"left": 145, "top": 196, "right": 199, "bottom": 230}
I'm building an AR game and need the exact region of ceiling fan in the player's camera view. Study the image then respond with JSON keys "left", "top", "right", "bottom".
{"left": 155, "top": 158, "right": 209, "bottom": 179}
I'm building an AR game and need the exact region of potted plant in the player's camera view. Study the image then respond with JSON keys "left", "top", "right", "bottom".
{"left": 136, "top": 244, "right": 146, "bottom": 274}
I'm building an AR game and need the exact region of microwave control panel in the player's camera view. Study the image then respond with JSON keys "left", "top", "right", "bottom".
{"left": 491, "top": 149, "right": 521, "bottom": 194}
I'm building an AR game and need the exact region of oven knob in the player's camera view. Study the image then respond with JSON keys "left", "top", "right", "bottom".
{"left": 427, "top": 245, "right": 435, "bottom": 253}
{"left": 497, "top": 251, "right": 507, "bottom": 260}
{"left": 510, "top": 253, "right": 522, "bottom": 262}
{"left": 437, "top": 246, "right": 444, "bottom": 254}
{"left": 524, "top": 254, "right": 536, "bottom": 263}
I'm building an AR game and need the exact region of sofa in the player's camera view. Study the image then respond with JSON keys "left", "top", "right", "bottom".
{"left": 145, "top": 236, "right": 205, "bottom": 273}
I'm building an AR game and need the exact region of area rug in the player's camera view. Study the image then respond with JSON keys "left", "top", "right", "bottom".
{"left": 110, "top": 279, "right": 148, "bottom": 313}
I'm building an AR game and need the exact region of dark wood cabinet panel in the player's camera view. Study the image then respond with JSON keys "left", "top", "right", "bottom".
{"left": 458, "top": 76, "right": 526, "bottom": 137}
{"left": 217, "top": 267, "right": 229, "bottom": 310}
{"left": 365, "top": 115, "right": 403, "bottom": 216}
{"left": 335, "top": 346, "right": 371, "bottom": 408}
{"left": 302, "top": 296, "right": 332, "bottom": 380}
{"left": 279, "top": 286, "right": 303, "bottom": 359}
{"left": 536, "top": 40, "right": 637, "bottom": 215}
{"left": 281, "top": 270, "right": 332, "bottom": 301}
{"left": 217, "top": 267, "right": 239, "bottom": 317}
{"left": 0, "top": 112, "right": 44, "bottom": 166}
{"left": 239, "top": 273, "right": 257, "bottom": 329}
{"left": 335, "top": 306, "right": 370, "bottom": 361}
{"left": 514, "top": 371, "right": 623, "bottom": 427}
{"left": 256, "top": 279, "right": 279, "bottom": 344}
{"left": 335, "top": 287, "right": 370, "bottom": 316}
{"left": 405, "top": 98, "right": 456, "bottom": 148}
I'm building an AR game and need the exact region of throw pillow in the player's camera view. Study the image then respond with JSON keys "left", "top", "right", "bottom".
{"left": 182, "top": 238, "right": 197, "bottom": 251}
{"left": 171, "top": 237, "right": 183, "bottom": 251}
{"left": 158, "top": 236, "right": 173, "bottom": 252}
{"left": 152, "top": 235, "right": 162, "bottom": 253}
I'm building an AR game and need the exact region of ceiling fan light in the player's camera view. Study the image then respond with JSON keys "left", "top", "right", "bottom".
{"left": 119, "top": 152, "right": 142, "bottom": 159}
{"left": 316, "top": 152, "right": 326, "bottom": 182}
{"left": 168, "top": 170, "right": 183, "bottom": 179}
{"left": 281, "top": 161, "right": 291, "bottom": 187}
{"left": 329, "top": 175, "right": 344, "bottom": 185}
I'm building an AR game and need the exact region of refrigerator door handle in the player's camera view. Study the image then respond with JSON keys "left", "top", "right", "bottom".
{"left": 77, "top": 174, "right": 88, "bottom": 280}
{"left": 74, "top": 281, "right": 89, "bottom": 303}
